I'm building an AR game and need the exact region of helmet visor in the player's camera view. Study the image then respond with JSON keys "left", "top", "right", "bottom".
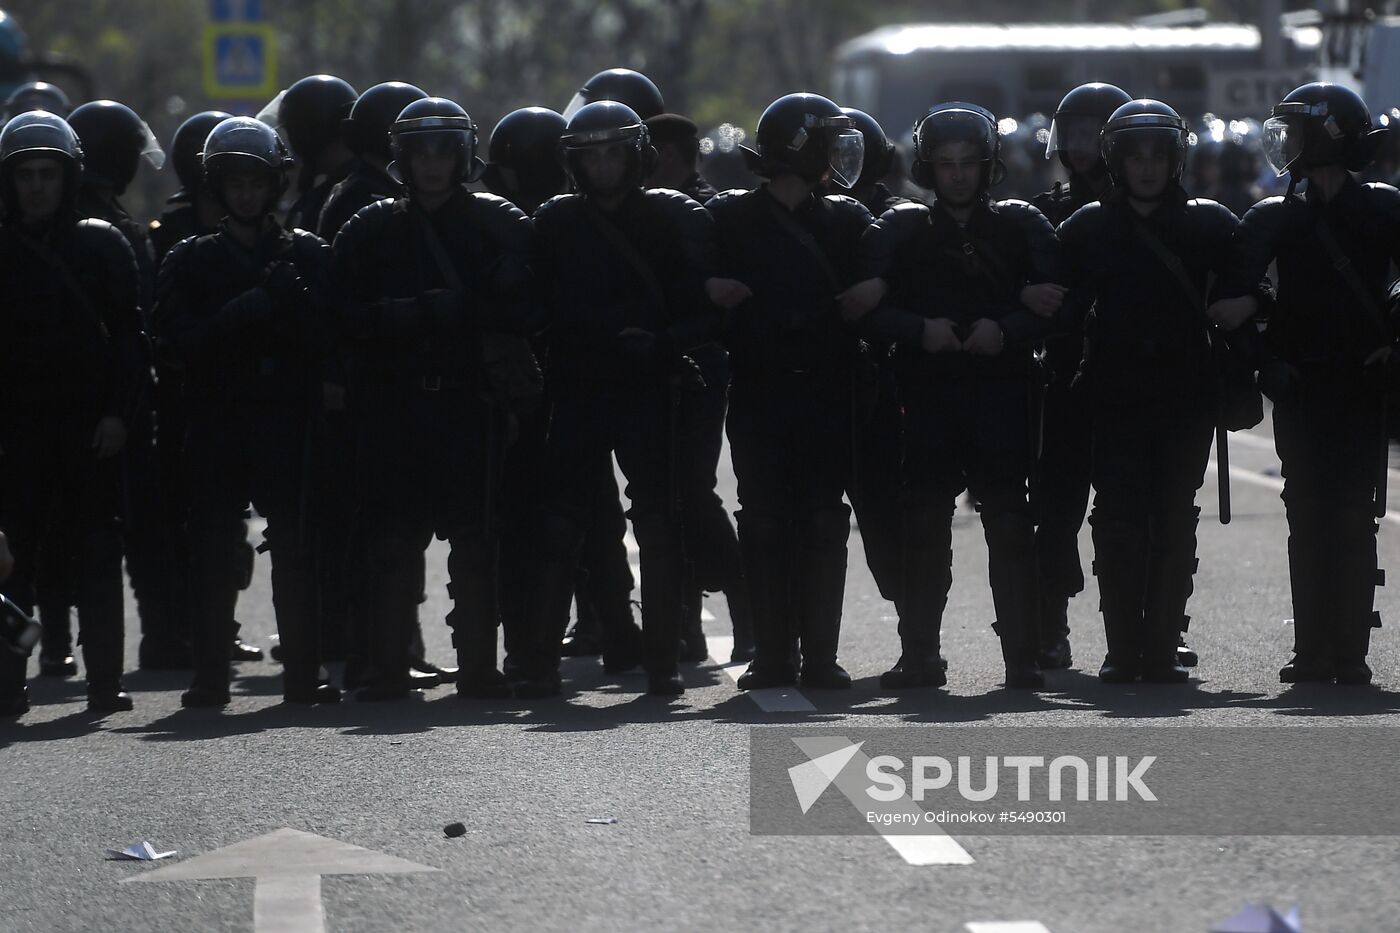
{"left": 1262, "top": 116, "right": 1301, "bottom": 176}
{"left": 562, "top": 91, "right": 590, "bottom": 122}
{"left": 827, "top": 128, "right": 864, "bottom": 188}
{"left": 137, "top": 117, "right": 166, "bottom": 170}
{"left": 255, "top": 88, "right": 286, "bottom": 129}
{"left": 400, "top": 128, "right": 468, "bottom": 160}
{"left": 1045, "top": 114, "right": 1102, "bottom": 159}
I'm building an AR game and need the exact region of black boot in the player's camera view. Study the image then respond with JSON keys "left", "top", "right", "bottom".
{"left": 355, "top": 535, "right": 419, "bottom": 702}
{"left": 446, "top": 536, "right": 511, "bottom": 699}
{"left": 1329, "top": 508, "right": 1379, "bottom": 686}
{"left": 1035, "top": 589, "right": 1073, "bottom": 671}
{"left": 984, "top": 510, "right": 1044, "bottom": 689}
{"left": 632, "top": 511, "right": 687, "bottom": 695}
{"left": 0, "top": 649, "right": 29, "bottom": 717}
{"left": 269, "top": 535, "right": 331, "bottom": 702}
{"left": 882, "top": 503, "right": 952, "bottom": 690}
{"left": 38, "top": 599, "right": 77, "bottom": 677}
{"left": 735, "top": 511, "right": 798, "bottom": 690}
{"left": 512, "top": 516, "right": 579, "bottom": 699}
{"left": 1280, "top": 504, "right": 1335, "bottom": 683}
{"left": 1090, "top": 512, "right": 1149, "bottom": 683}
{"left": 679, "top": 580, "right": 709, "bottom": 664}
{"left": 1138, "top": 507, "right": 1198, "bottom": 684}
{"left": 797, "top": 507, "right": 852, "bottom": 690}
{"left": 75, "top": 529, "right": 134, "bottom": 713}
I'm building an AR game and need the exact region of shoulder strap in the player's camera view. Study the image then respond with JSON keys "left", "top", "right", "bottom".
{"left": 413, "top": 204, "right": 466, "bottom": 293}
{"left": 584, "top": 199, "right": 666, "bottom": 307}
{"left": 958, "top": 227, "right": 1016, "bottom": 289}
{"left": 758, "top": 193, "right": 842, "bottom": 291}
{"left": 14, "top": 230, "right": 109, "bottom": 340}
{"left": 1315, "top": 214, "right": 1392, "bottom": 341}
{"left": 1128, "top": 217, "right": 1209, "bottom": 316}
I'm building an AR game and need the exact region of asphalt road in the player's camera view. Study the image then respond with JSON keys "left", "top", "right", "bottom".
{"left": 3, "top": 419, "right": 1400, "bottom": 933}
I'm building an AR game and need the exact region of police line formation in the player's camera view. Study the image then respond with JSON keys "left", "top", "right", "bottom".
{"left": 0, "top": 65, "right": 1393, "bottom": 720}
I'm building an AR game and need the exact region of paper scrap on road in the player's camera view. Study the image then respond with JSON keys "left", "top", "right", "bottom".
{"left": 585, "top": 817, "right": 618, "bottom": 825}
{"left": 107, "top": 841, "right": 176, "bottom": 861}
{"left": 1211, "top": 902, "right": 1302, "bottom": 933}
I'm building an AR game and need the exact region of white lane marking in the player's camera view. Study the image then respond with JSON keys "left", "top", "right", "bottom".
{"left": 791, "top": 736, "right": 975, "bottom": 866}
{"left": 126, "top": 828, "right": 439, "bottom": 933}
{"left": 965, "top": 924, "right": 1052, "bottom": 933}
{"left": 707, "top": 634, "right": 816, "bottom": 712}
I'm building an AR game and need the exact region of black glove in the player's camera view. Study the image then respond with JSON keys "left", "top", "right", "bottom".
{"left": 264, "top": 261, "right": 308, "bottom": 307}
{"left": 1257, "top": 358, "right": 1302, "bottom": 406}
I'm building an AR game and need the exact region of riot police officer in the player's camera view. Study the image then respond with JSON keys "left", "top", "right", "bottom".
{"left": 136, "top": 109, "right": 237, "bottom": 673}
{"left": 261, "top": 74, "right": 360, "bottom": 665}
{"left": 261, "top": 74, "right": 358, "bottom": 235}
{"left": 1059, "top": 100, "right": 1247, "bottom": 683}
{"left": 520, "top": 100, "right": 718, "bottom": 697}
{"left": 855, "top": 102, "right": 1057, "bottom": 690}
{"left": 708, "top": 92, "right": 873, "bottom": 691}
{"left": 838, "top": 106, "right": 913, "bottom": 641}
{"left": 332, "top": 98, "right": 532, "bottom": 701}
{"left": 564, "top": 68, "right": 665, "bottom": 121}
{"left": 1029, "top": 82, "right": 1131, "bottom": 672}
{"left": 643, "top": 110, "right": 754, "bottom": 664}
{"left": 157, "top": 117, "right": 341, "bottom": 708}
{"left": 67, "top": 99, "right": 182, "bottom": 670}
{"left": 317, "top": 81, "right": 426, "bottom": 241}
{"left": 3, "top": 81, "right": 71, "bottom": 121}
{"left": 1212, "top": 83, "right": 1399, "bottom": 685}
{"left": 0, "top": 111, "right": 144, "bottom": 716}
{"left": 481, "top": 106, "right": 647, "bottom": 677}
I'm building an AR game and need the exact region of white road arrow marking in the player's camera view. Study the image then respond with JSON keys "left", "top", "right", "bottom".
{"left": 124, "top": 827, "right": 439, "bottom": 933}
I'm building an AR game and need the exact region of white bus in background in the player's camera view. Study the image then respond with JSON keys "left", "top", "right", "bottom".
{"left": 831, "top": 14, "right": 1322, "bottom": 138}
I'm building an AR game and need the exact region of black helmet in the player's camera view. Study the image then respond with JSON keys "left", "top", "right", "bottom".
{"left": 343, "top": 81, "right": 427, "bottom": 160}
{"left": 745, "top": 92, "right": 864, "bottom": 188}
{"left": 564, "top": 68, "right": 664, "bottom": 121}
{"left": 1263, "top": 82, "right": 1387, "bottom": 176}
{"left": 170, "top": 110, "right": 232, "bottom": 194}
{"left": 1046, "top": 82, "right": 1132, "bottom": 167}
{"left": 67, "top": 100, "right": 164, "bottom": 195}
{"left": 201, "top": 116, "right": 293, "bottom": 214}
{"left": 261, "top": 74, "right": 358, "bottom": 164}
{"left": 910, "top": 101, "right": 1005, "bottom": 193}
{"left": 0, "top": 111, "right": 83, "bottom": 214}
{"left": 1101, "top": 99, "right": 1189, "bottom": 186}
{"left": 4, "top": 81, "right": 71, "bottom": 120}
{"left": 840, "top": 107, "right": 895, "bottom": 189}
{"left": 388, "top": 97, "right": 482, "bottom": 188}
{"left": 560, "top": 100, "right": 655, "bottom": 195}
{"left": 483, "top": 106, "right": 568, "bottom": 209}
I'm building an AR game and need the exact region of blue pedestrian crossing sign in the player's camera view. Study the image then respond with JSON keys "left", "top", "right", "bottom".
{"left": 203, "top": 22, "right": 277, "bottom": 99}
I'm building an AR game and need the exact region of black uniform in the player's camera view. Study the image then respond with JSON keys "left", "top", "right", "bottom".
{"left": 1222, "top": 177, "right": 1400, "bottom": 678}
{"left": 525, "top": 186, "right": 716, "bottom": 691}
{"left": 71, "top": 180, "right": 180, "bottom": 671}
{"left": 157, "top": 219, "right": 337, "bottom": 698}
{"left": 0, "top": 216, "right": 144, "bottom": 707}
{"left": 1059, "top": 189, "right": 1239, "bottom": 678}
{"left": 861, "top": 195, "right": 1058, "bottom": 683}
{"left": 316, "top": 159, "right": 398, "bottom": 242}
{"left": 847, "top": 181, "right": 913, "bottom": 609}
{"left": 287, "top": 159, "right": 352, "bottom": 242}
{"left": 332, "top": 189, "right": 532, "bottom": 695}
{"left": 709, "top": 185, "right": 873, "bottom": 686}
{"left": 1028, "top": 177, "right": 1105, "bottom": 663}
